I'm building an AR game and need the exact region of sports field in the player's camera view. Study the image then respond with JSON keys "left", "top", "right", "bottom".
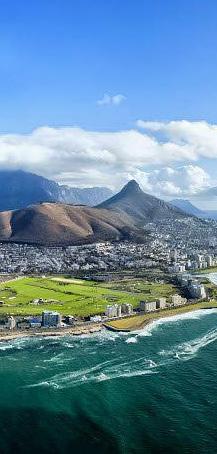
{"left": 0, "top": 276, "right": 177, "bottom": 317}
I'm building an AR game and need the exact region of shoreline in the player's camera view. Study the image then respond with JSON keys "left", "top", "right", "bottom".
{"left": 0, "top": 323, "right": 103, "bottom": 343}
{"left": 104, "top": 305, "right": 217, "bottom": 332}
{"left": 1, "top": 306, "right": 217, "bottom": 341}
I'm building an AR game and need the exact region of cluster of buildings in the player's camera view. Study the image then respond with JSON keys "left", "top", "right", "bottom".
{"left": 0, "top": 310, "right": 62, "bottom": 331}
{"left": 177, "top": 274, "right": 207, "bottom": 299}
{"left": 139, "top": 294, "right": 187, "bottom": 313}
{"left": 105, "top": 303, "right": 133, "bottom": 318}
{"left": 168, "top": 251, "right": 216, "bottom": 273}
{"left": 0, "top": 216, "right": 217, "bottom": 276}
{"left": 0, "top": 242, "right": 158, "bottom": 274}
{"left": 103, "top": 293, "right": 190, "bottom": 319}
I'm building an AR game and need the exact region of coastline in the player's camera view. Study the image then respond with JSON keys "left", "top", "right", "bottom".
{"left": 104, "top": 304, "right": 217, "bottom": 332}
{"left": 0, "top": 323, "right": 103, "bottom": 343}
{"left": 1, "top": 305, "right": 217, "bottom": 341}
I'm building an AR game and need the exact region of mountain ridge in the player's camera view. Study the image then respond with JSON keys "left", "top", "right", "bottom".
{"left": 97, "top": 179, "right": 188, "bottom": 224}
{"left": 170, "top": 198, "right": 217, "bottom": 220}
{"left": 0, "top": 170, "right": 113, "bottom": 211}
{"left": 0, "top": 180, "right": 195, "bottom": 246}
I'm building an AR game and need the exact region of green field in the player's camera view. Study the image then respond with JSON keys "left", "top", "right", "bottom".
{"left": 0, "top": 276, "right": 177, "bottom": 317}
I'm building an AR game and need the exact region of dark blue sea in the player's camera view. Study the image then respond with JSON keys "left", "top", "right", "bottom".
{"left": 1, "top": 309, "right": 217, "bottom": 454}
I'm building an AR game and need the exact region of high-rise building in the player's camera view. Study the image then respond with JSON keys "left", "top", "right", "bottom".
{"left": 121, "top": 303, "right": 133, "bottom": 315}
{"left": 156, "top": 298, "right": 167, "bottom": 309}
{"left": 170, "top": 294, "right": 187, "bottom": 306}
{"left": 42, "top": 311, "right": 61, "bottom": 327}
{"left": 140, "top": 301, "right": 156, "bottom": 312}
{"left": 105, "top": 304, "right": 122, "bottom": 318}
{"left": 7, "top": 316, "right": 16, "bottom": 330}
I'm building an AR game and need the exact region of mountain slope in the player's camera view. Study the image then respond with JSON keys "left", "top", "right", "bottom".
{"left": 170, "top": 199, "right": 217, "bottom": 220}
{"left": 0, "top": 202, "right": 138, "bottom": 246}
{"left": 97, "top": 180, "right": 188, "bottom": 224}
{"left": 170, "top": 199, "right": 205, "bottom": 217}
{"left": 0, "top": 170, "right": 113, "bottom": 211}
{"left": 0, "top": 180, "right": 196, "bottom": 246}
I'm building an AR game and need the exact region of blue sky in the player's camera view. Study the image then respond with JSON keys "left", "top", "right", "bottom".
{"left": 1, "top": 0, "right": 217, "bottom": 132}
{"left": 1, "top": 0, "right": 217, "bottom": 206}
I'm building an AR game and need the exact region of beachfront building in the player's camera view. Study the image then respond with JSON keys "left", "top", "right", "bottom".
{"left": 0, "top": 316, "right": 16, "bottom": 330}
{"left": 188, "top": 283, "right": 206, "bottom": 299}
{"left": 140, "top": 301, "right": 157, "bottom": 312}
{"left": 105, "top": 304, "right": 122, "bottom": 318}
{"left": 42, "top": 311, "right": 62, "bottom": 327}
{"left": 170, "top": 294, "right": 187, "bottom": 307}
{"left": 121, "top": 303, "right": 133, "bottom": 315}
{"left": 156, "top": 298, "right": 167, "bottom": 309}
{"left": 90, "top": 315, "right": 102, "bottom": 322}
{"left": 7, "top": 316, "right": 16, "bottom": 330}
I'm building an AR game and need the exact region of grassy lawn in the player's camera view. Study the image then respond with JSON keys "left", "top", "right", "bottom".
{"left": 103, "top": 279, "right": 177, "bottom": 299}
{"left": 0, "top": 277, "right": 177, "bottom": 317}
{"left": 106, "top": 301, "right": 217, "bottom": 331}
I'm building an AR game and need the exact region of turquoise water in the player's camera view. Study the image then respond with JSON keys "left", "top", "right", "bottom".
{"left": 1, "top": 310, "right": 217, "bottom": 453}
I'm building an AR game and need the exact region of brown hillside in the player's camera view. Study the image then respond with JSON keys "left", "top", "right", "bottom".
{"left": 0, "top": 202, "right": 136, "bottom": 245}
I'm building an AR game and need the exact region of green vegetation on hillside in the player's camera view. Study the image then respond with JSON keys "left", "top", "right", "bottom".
{"left": 0, "top": 276, "right": 177, "bottom": 317}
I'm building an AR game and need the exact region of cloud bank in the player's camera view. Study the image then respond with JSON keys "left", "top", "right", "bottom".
{"left": 0, "top": 121, "right": 216, "bottom": 196}
{"left": 137, "top": 165, "right": 211, "bottom": 197}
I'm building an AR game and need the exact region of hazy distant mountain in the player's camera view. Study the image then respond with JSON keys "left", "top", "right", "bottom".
{"left": 0, "top": 170, "right": 113, "bottom": 211}
{"left": 170, "top": 198, "right": 217, "bottom": 220}
{"left": 193, "top": 186, "right": 217, "bottom": 199}
{"left": 170, "top": 199, "right": 205, "bottom": 217}
{"left": 97, "top": 180, "right": 187, "bottom": 224}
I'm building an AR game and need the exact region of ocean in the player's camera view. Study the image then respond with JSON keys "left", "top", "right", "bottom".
{"left": 1, "top": 309, "right": 217, "bottom": 454}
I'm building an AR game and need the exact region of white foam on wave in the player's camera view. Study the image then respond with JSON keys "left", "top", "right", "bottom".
{"left": 0, "top": 343, "right": 15, "bottom": 351}
{"left": 159, "top": 327, "right": 217, "bottom": 360}
{"left": 125, "top": 336, "right": 137, "bottom": 344}
{"left": 27, "top": 354, "right": 158, "bottom": 389}
{"left": 0, "top": 336, "right": 35, "bottom": 351}
{"left": 43, "top": 353, "right": 65, "bottom": 363}
{"left": 136, "top": 309, "right": 217, "bottom": 338}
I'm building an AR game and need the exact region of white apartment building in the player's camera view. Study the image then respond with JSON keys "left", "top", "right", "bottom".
{"left": 140, "top": 301, "right": 157, "bottom": 312}
{"left": 170, "top": 294, "right": 187, "bottom": 306}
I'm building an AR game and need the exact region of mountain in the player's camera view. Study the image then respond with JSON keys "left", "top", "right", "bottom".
{"left": 0, "top": 180, "right": 196, "bottom": 246}
{"left": 0, "top": 170, "right": 113, "bottom": 211}
{"left": 170, "top": 199, "right": 205, "bottom": 217}
{"left": 0, "top": 202, "right": 140, "bottom": 246}
{"left": 97, "top": 180, "right": 188, "bottom": 224}
{"left": 170, "top": 198, "right": 217, "bottom": 220}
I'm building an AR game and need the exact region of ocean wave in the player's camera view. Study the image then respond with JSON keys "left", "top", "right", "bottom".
{"left": 0, "top": 336, "right": 34, "bottom": 351}
{"left": 27, "top": 355, "right": 158, "bottom": 390}
{"left": 125, "top": 336, "right": 137, "bottom": 344}
{"left": 26, "top": 321, "right": 217, "bottom": 390}
{"left": 159, "top": 327, "right": 217, "bottom": 361}
{"left": 135, "top": 309, "right": 217, "bottom": 338}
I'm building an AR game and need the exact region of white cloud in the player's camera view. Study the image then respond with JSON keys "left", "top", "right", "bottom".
{"left": 137, "top": 165, "right": 212, "bottom": 197}
{"left": 0, "top": 121, "right": 216, "bottom": 194}
{"left": 97, "top": 93, "right": 126, "bottom": 106}
{"left": 136, "top": 119, "right": 217, "bottom": 159}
